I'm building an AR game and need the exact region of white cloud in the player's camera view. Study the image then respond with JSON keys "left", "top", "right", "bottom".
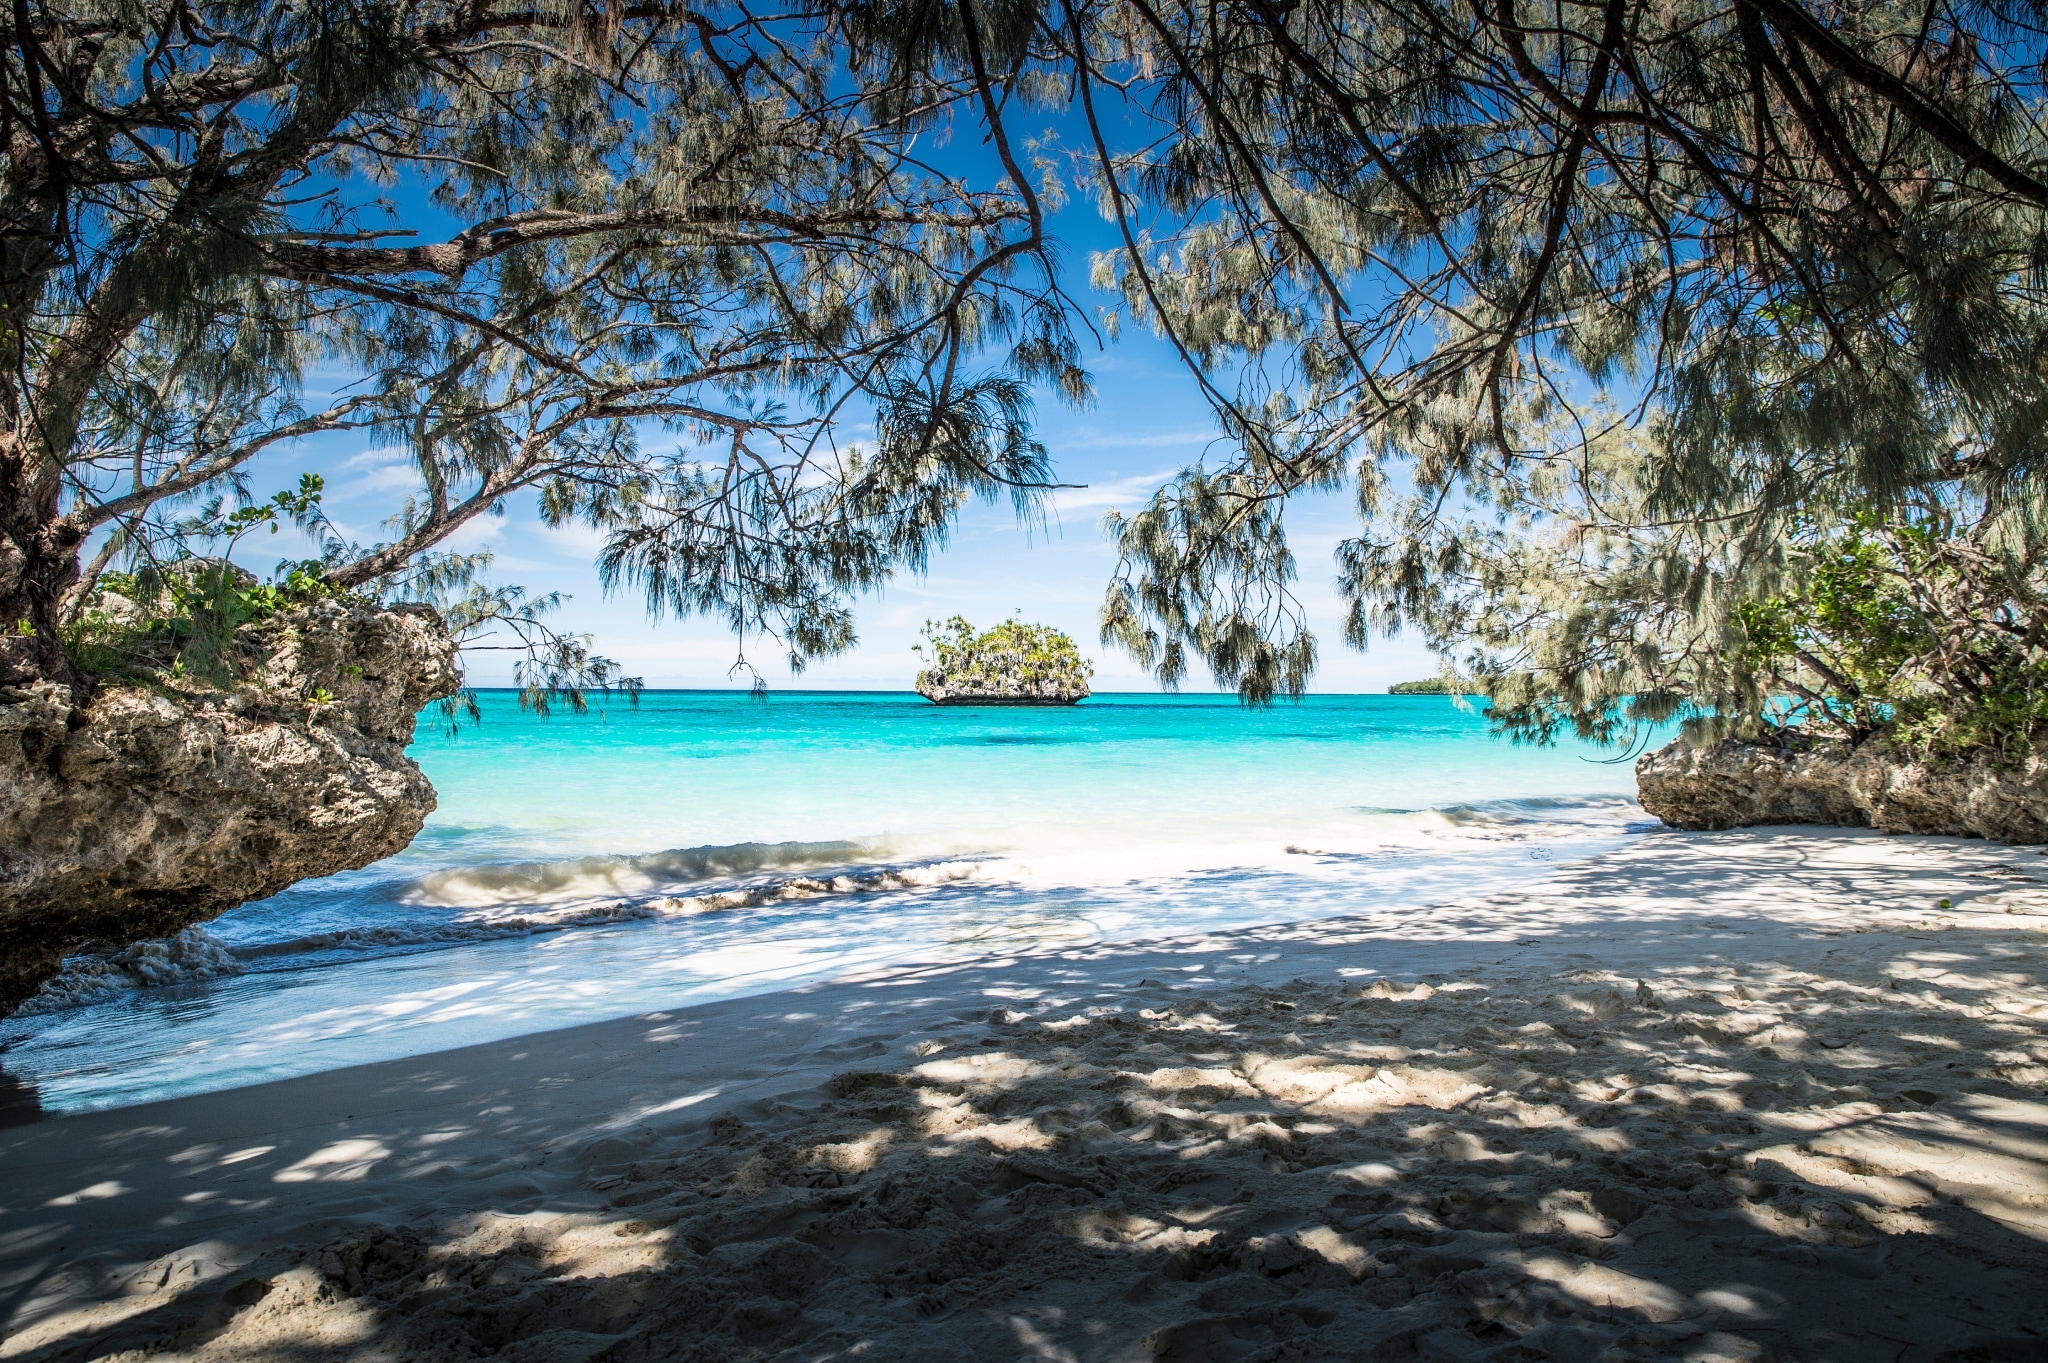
{"left": 1059, "top": 426, "right": 1224, "bottom": 452}
{"left": 1046, "top": 467, "right": 1177, "bottom": 515}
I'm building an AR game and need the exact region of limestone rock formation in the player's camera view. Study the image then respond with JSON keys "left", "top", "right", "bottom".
{"left": 916, "top": 670, "right": 1091, "bottom": 706}
{"left": 1636, "top": 736, "right": 2048, "bottom": 844}
{"left": 0, "top": 601, "right": 461, "bottom": 1015}
{"left": 914, "top": 616, "right": 1092, "bottom": 706}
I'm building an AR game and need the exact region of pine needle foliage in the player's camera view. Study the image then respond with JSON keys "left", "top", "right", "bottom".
{"left": 1350, "top": 417, "right": 2048, "bottom": 758}
{"left": 14, "top": 0, "right": 2048, "bottom": 741}
{"left": 2, "top": 0, "right": 1082, "bottom": 698}
{"left": 971, "top": 0, "right": 2048, "bottom": 727}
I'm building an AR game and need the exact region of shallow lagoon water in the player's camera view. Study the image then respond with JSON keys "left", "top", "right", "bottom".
{"left": 0, "top": 691, "right": 1653, "bottom": 1111}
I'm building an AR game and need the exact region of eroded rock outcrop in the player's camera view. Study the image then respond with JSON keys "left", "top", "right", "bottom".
{"left": 0, "top": 602, "right": 460, "bottom": 1014}
{"left": 1636, "top": 736, "right": 2048, "bottom": 844}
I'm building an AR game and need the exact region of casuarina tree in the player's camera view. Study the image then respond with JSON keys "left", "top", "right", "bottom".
{"left": 0, "top": 0, "right": 1082, "bottom": 693}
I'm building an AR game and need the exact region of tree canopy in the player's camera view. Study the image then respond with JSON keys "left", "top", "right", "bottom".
{"left": 1054, "top": 0, "right": 2048, "bottom": 731}
{"left": 8, "top": 0, "right": 2048, "bottom": 755}
{"left": 1, "top": 0, "right": 1078, "bottom": 694}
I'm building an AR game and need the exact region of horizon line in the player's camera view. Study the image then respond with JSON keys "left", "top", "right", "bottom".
{"left": 453, "top": 686, "right": 1482, "bottom": 698}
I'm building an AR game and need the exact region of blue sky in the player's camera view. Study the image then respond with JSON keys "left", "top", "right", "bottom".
{"left": 228, "top": 103, "right": 1445, "bottom": 695}
{"left": 259, "top": 334, "right": 1442, "bottom": 693}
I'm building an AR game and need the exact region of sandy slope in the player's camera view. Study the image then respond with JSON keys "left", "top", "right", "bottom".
{"left": 3, "top": 828, "right": 2047, "bottom": 1363}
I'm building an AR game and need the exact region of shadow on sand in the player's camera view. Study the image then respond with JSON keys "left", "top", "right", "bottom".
{"left": 3, "top": 829, "right": 2047, "bottom": 1362}
{"left": 5, "top": 934, "right": 2047, "bottom": 1361}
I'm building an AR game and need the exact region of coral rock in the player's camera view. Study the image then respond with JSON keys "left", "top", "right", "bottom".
{"left": 0, "top": 602, "right": 460, "bottom": 1015}
{"left": 915, "top": 674, "right": 1091, "bottom": 706}
{"left": 1636, "top": 737, "right": 2048, "bottom": 844}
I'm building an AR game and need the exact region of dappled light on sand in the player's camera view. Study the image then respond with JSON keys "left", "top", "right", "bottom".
{"left": 12, "top": 967, "right": 2048, "bottom": 1358}
{"left": 3, "top": 829, "right": 2047, "bottom": 1361}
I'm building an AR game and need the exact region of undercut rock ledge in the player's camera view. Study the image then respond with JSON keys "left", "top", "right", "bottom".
{"left": 0, "top": 602, "right": 460, "bottom": 1015}
{"left": 1636, "top": 736, "right": 2048, "bottom": 844}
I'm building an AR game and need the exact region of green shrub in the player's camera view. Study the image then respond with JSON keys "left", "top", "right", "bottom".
{"left": 915, "top": 615, "right": 1093, "bottom": 693}
{"left": 1387, "top": 678, "right": 1467, "bottom": 695}
{"left": 65, "top": 559, "right": 357, "bottom": 688}
{"left": 1736, "top": 511, "right": 2048, "bottom": 760}
{"left": 62, "top": 476, "right": 358, "bottom": 688}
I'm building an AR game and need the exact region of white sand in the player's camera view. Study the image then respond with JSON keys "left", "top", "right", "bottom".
{"left": 3, "top": 827, "right": 2047, "bottom": 1363}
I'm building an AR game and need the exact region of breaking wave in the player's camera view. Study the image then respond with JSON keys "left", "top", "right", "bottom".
{"left": 403, "top": 838, "right": 879, "bottom": 907}
{"left": 1352, "top": 794, "right": 1646, "bottom": 834}
{"left": 245, "top": 858, "right": 990, "bottom": 961}
{"left": 13, "top": 858, "right": 991, "bottom": 1014}
{"left": 7, "top": 803, "right": 1648, "bottom": 1019}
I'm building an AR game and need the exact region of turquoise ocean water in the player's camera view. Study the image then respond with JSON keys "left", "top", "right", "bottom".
{"left": 0, "top": 691, "right": 1653, "bottom": 1112}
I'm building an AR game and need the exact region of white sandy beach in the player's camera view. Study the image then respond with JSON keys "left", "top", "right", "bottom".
{"left": 3, "top": 827, "right": 2046, "bottom": 1363}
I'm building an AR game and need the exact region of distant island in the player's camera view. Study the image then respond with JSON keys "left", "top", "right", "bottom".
{"left": 1388, "top": 677, "right": 1473, "bottom": 695}
{"left": 915, "top": 616, "right": 1093, "bottom": 706}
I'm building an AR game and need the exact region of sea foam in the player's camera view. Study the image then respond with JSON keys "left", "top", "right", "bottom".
{"left": 17, "top": 927, "right": 244, "bottom": 1015}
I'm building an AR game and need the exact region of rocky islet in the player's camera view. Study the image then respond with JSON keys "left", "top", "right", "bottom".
{"left": 914, "top": 616, "right": 1092, "bottom": 706}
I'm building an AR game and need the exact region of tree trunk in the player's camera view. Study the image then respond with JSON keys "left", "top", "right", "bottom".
{"left": 0, "top": 433, "right": 82, "bottom": 689}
